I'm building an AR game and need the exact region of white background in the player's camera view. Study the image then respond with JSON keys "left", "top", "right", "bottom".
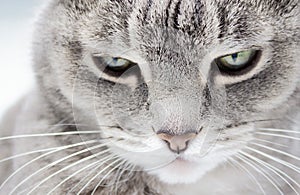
{"left": 0, "top": 1, "right": 46, "bottom": 118}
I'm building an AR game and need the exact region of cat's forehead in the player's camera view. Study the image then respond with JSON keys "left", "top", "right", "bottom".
{"left": 130, "top": 0, "right": 296, "bottom": 24}
{"left": 126, "top": 0, "right": 297, "bottom": 53}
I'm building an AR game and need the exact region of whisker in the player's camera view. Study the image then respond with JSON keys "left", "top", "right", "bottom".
{"left": 286, "top": 117, "right": 299, "bottom": 124}
{"left": 49, "top": 123, "right": 120, "bottom": 128}
{"left": 216, "top": 118, "right": 280, "bottom": 131}
{"left": 228, "top": 157, "right": 266, "bottom": 195}
{"left": 100, "top": 161, "right": 134, "bottom": 189}
{"left": 0, "top": 140, "right": 98, "bottom": 191}
{"left": 240, "top": 151, "right": 300, "bottom": 194}
{"left": 114, "top": 164, "right": 136, "bottom": 195}
{"left": 47, "top": 118, "right": 70, "bottom": 129}
{"left": 8, "top": 141, "right": 105, "bottom": 195}
{"left": 246, "top": 146, "right": 300, "bottom": 173}
{"left": 0, "top": 131, "right": 102, "bottom": 141}
{"left": 33, "top": 151, "right": 112, "bottom": 195}
{"left": 43, "top": 117, "right": 119, "bottom": 129}
{"left": 66, "top": 161, "right": 105, "bottom": 194}
{"left": 236, "top": 154, "right": 284, "bottom": 195}
{"left": 111, "top": 162, "right": 133, "bottom": 193}
{"left": 77, "top": 158, "right": 123, "bottom": 195}
{"left": 91, "top": 159, "right": 127, "bottom": 195}
{"left": 0, "top": 147, "right": 55, "bottom": 164}
{"left": 255, "top": 132, "right": 300, "bottom": 141}
{"left": 258, "top": 128, "right": 300, "bottom": 134}
{"left": 250, "top": 143, "right": 300, "bottom": 161}
{"left": 253, "top": 138, "right": 288, "bottom": 148}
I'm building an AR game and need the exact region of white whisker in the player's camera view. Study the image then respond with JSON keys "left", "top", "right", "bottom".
{"left": 91, "top": 159, "right": 126, "bottom": 195}
{"left": 0, "top": 140, "right": 98, "bottom": 191}
{"left": 9, "top": 141, "right": 105, "bottom": 195}
{"left": 259, "top": 128, "right": 300, "bottom": 134}
{"left": 253, "top": 138, "right": 288, "bottom": 148}
{"left": 0, "top": 131, "right": 102, "bottom": 141}
{"left": 250, "top": 143, "right": 300, "bottom": 161}
{"left": 246, "top": 146, "right": 300, "bottom": 173}
{"left": 286, "top": 117, "right": 299, "bottom": 125}
{"left": 114, "top": 164, "right": 136, "bottom": 195}
{"left": 255, "top": 132, "right": 300, "bottom": 141}
{"left": 228, "top": 157, "right": 266, "bottom": 195}
{"left": 0, "top": 147, "right": 55, "bottom": 164}
{"left": 236, "top": 154, "right": 284, "bottom": 195}
{"left": 66, "top": 162, "right": 106, "bottom": 195}
{"left": 111, "top": 162, "right": 133, "bottom": 194}
{"left": 102, "top": 161, "right": 134, "bottom": 191}
{"left": 76, "top": 158, "right": 123, "bottom": 195}
{"left": 35, "top": 151, "right": 112, "bottom": 195}
{"left": 48, "top": 118, "right": 70, "bottom": 129}
{"left": 240, "top": 151, "right": 300, "bottom": 194}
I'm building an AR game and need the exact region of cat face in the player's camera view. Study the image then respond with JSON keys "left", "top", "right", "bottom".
{"left": 36, "top": 0, "right": 299, "bottom": 184}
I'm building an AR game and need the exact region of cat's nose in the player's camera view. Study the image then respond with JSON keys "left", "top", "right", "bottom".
{"left": 157, "top": 132, "right": 198, "bottom": 154}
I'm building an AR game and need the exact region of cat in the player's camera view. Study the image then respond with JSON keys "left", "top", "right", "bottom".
{"left": 0, "top": 0, "right": 299, "bottom": 194}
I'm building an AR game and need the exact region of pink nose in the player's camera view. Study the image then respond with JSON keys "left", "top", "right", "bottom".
{"left": 157, "top": 132, "right": 197, "bottom": 153}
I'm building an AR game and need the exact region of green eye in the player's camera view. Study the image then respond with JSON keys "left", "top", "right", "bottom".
{"left": 102, "top": 57, "right": 132, "bottom": 71}
{"left": 216, "top": 49, "right": 259, "bottom": 73}
{"left": 93, "top": 55, "right": 137, "bottom": 77}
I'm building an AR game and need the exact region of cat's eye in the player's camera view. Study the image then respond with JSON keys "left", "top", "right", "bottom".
{"left": 215, "top": 49, "right": 260, "bottom": 74}
{"left": 93, "top": 56, "right": 137, "bottom": 77}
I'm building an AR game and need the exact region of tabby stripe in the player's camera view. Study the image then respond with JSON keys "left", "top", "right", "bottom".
{"left": 193, "top": 0, "right": 205, "bottom": 31}
{"left": 173, "top": 0, "right": 182, "bottom": 30}
{"left": 143, "top": 0, "right": 154, "bottom": 23}
{"left": 232, "top": 2, "right": 250, "bottom": 39}
{"left": 165, "top": 0, "right": 173, "bottom": 27}
{"left": 216, "top": 2, "right": 229, "bottom": 39}
{"left": 202, "top": 84, "right": 212, "bottom": 110}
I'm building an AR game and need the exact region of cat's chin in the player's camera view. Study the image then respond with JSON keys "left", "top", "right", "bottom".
{"left": 148, "top": 158, "right": 209, "bottom": 184}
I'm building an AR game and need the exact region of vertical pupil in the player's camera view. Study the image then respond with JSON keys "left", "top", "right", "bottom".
{"left": 231, "top": 53, "right": 238, "bottom": 62}
{"left": 112, "top": 58, "right": 118, "bottom": 64}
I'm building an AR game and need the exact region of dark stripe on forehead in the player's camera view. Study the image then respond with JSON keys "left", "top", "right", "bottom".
{"left": 233, "top": 15, "right": 250, "bottom": 39}
{"left": 193, "top": 0, "right": 205, "bottom": 35}
{"left": 194, "top": 0, "right": 205, "bottom": 25}
{"left": 142, "top": 0, "right": 154, "bottom": 22}
{"left": 232, "top": 1, "right": 252, "bottom": 40}
{"left": 168, "top": 0, "right": 207, "bottom": 35}
{"left": 173, "top": 0, "right": 182, "bottom": 30}
{"left": 165, "top": 0, "right": 173, "bottom": 27}
{"left": 216, "top": 2, "right": 229, "bottom": 39}
{"left": 217, "top": 1, "right": 252, "bottom": 40}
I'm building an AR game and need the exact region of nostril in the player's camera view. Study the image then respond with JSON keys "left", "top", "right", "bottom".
{"left": 157, "top": 132, "right": 198, "bottom": 153}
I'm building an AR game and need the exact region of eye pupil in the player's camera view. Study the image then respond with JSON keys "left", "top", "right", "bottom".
{"left": 231, "top": 53, "right": 238, "bottom": 62}
{"left": 112, "top": 58, "right": 118, "bottom": 64}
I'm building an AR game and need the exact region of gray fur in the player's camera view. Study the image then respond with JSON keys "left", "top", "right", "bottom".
{"left": 0, "top": 0, "right": 299, "bottom": 194}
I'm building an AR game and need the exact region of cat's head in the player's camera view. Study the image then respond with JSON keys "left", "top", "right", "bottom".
{"left": 34, "top": 0, "right": 299, "bottom": 184}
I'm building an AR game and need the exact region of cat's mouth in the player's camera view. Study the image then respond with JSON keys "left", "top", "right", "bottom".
{"left": 168, "top": 156, "right": 197, "bottom": 169}
{"left": 148, "top": 155, "right": 212, "bottom": 184}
